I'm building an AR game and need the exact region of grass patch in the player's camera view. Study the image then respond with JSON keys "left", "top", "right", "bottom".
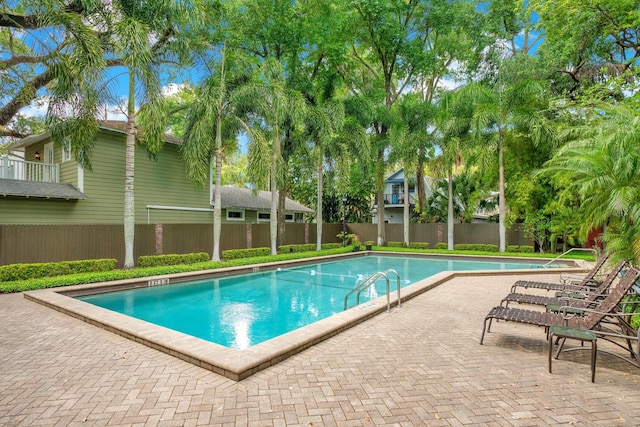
{"left": 1, "top": 246, "right": 592, "bottom": 294}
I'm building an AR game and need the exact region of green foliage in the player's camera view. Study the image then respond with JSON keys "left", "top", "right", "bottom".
{"left": 0, "top": 259, "right": 116, "bottom": 282}
{"left": 434, "top": 243, "right": 448, "bottom": 250}
{"left": 453, "top": 244, "right": 499, "bottom": 252}
{"left": 541, "top": 103, "right": 640, "bottom": 264}
{"left": 278, "top": 244, "right": 341, "bottom": 253}
{"left": 506, "top": 245, "right": 534, "bottom": 253}
{"left": 137, "top": 253, "right": 210, "bottom": 268}
{"left": 409, "top": 242, "right": 429, "bottom": 249}
{"left": 523, "top": 211, "right": 551, "bottom": 253}
{"left": 222, "top": 247, "right": 272, "bottom": 260}
{"left": 388, "top": 241, "right": 404, "bottom": 248}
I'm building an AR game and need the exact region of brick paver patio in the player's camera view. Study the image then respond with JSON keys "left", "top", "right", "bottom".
{"left": 2, "top": 272, "right": 640, "bottom": 426}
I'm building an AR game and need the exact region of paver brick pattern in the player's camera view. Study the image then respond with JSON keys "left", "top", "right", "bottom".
{"left": 2, "top": 273, "right": 640, "bottom": 426}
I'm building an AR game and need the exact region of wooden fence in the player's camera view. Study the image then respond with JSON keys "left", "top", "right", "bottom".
{"left": 0, "top": 222, "right": 529, "bottom": 267}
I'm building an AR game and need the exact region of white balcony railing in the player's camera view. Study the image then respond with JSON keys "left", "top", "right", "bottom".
{"left": 0, "top": 156, "right": 60, "bottom": 183}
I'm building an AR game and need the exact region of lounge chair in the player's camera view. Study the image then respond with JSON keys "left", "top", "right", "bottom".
{"left": 480, "top": 266, "right": 640, "bottom": 345}
{"left": 501, "top": 260, "right": 628, "bottom": 308}
{"left": 510, "top": 252, "right": 612, "bottom": 293}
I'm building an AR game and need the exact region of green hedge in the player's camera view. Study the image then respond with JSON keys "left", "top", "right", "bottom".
{"left": 434, "top": 243, "right": 448, "bottom": 250}
{"left": 388, "top": 241, "right": 404, "bottom": 247}
{"left": 138, "top": 252, "right": 210, "bottom": 268}
{"left": 454, "top": 244, "right": 498, "bottom": 252}
{"left": 506, "top": 245, "right": 534, "bottom": 253}
{"left": 409, "top": 242, "right": 429, "bottom": 249}
{"left": 279, "top": 244, "right": 316, "bottom": 253}
{"left": 322, "top": 243, "right": 342, "bottom": 250}
{"left": 0, "top": 259, "right": 117, "bottom": 282}
{"left": 227, "top": 243, "right": 343, "bottom": 259}
{"left": 222, "top": 247, "right": 271, "bottom": 260}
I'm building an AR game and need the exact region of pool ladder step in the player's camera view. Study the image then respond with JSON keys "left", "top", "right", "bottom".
{"left": 343, "top": 269, "right": 402, "bottom": 312}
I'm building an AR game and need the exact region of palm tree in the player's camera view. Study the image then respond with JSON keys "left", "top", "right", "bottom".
{"left": 109, "top": 0, "right": 204, "bottom": 268}
{"left": 460, "top": 73, "right": 551, "bottom": 252}
{"left": 541, "top": 103, "right": 640, "bottom": 263}
{"left": 180, "top": 49, "right": 252, "bottom": 261}
{"left": 238, "top": 59, "right": 307, "bottom": 255}
{"left": 430, "top": 91, "right": 469, "bottom": 249}
{"left": 389, "top": 94, "right": 432, "bottom": 247}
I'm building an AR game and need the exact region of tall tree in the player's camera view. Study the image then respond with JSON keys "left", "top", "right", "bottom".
{"left": 431, "top": 90, "right": 470, "bottom": 249}
{"left": 461, "top": 60, "right": 552, "bottom": 252}
{"left": 236, "top": 60, "right": 307, "bottom": 255}
{"left": 225, "top": 0, "right": 310, "bottom": 249}
{"left": 180, "top": 49, "right": 251, "bottom": 261}
{"left": 109, "top": 0, "right": 205, "bottom": 268}
{"left": 341, "top": 0, "right": 485, "bottom": 244}
{"left": 389, "top": 93, "right": 432, "bottom": 246}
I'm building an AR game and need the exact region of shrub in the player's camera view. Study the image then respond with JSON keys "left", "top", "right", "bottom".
{"left": 409, "top": 242, "right": 429, "bottom": 249}
{"left": 434, "top": 243, "right": 448, "bottom": 250}
{"left": 222, "top": 247, "right": 271, "bottom": 260}
{"left": 364, "top": 241, "right": 375, "bottom": 246}
{"left": 0, "top": 259, "right": 117, "bottom": 282}
{"left": 506, "top": 245, "right": 534, "bottom": 253}
{"left": 453, "top": 244, "right": 499, "bottom": 252}
{"left": 388, "top": 241, "right": 404, "bottom": 247}
{"left": 137, "top": 252, "right": 210, "bottom": 268}
{"left": 321, "top": 243, "right": 342, "bottom": 250}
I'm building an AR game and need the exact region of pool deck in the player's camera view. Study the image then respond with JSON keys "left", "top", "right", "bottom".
{"left": 3, "top": 271, "right": 640, "bottom": 426}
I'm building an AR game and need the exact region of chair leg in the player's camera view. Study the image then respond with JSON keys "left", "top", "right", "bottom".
{"left": 548, "top": 331, "right": 554, "bottom": 373}
{"left": 480, "top": 317, "right": 491, "bottom": 344}
{"left": 591, "top": 340, "right": 597, "bottom": 383}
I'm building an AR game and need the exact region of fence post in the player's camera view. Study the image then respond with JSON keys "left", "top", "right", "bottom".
{"left": 154, "top": 224, "right": 163, "bottom": 255}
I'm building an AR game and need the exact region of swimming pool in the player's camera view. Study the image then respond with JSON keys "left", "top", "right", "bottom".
{"left": 75, "top": 255, "right": 554, "bottom": 350}
{"left": 25, "top": 253, "right": 578, "bottom": 380}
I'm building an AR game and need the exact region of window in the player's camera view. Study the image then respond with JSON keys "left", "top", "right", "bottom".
{"left": 285, "top": 213, "right": 294, "bottom": 222}
{"left": 257, "top": 212, "right": 270, "bottom": 221}
{"left": 408, "top": 183, "right": 415, "bottom": 193}
{"left": 226, "top": 209, "right": 245, "bottom": 221}
{"left": 62, "top": 140, "right": 72, "bottom": 162}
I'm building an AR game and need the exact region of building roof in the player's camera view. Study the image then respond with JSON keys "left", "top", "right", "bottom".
{"left": 9, "top": 121, "right": 181, "bottom": 149}
{"left": 215, "top": 186, "right": 313, "bottom": 213}
{"left": 0, "top": 179, "right": 85, "bottom": 200}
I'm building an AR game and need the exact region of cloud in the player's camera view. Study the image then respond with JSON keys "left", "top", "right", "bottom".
{"left": 161, "top": 83, "right": 188, "bottom": 97}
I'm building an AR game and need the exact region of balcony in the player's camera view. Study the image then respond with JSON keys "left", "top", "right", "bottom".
{"left": 0, "top": 156, "right": 60, "bottom": 183}
{"left": 378, "top": 193, "right": 415, "bottom": 206}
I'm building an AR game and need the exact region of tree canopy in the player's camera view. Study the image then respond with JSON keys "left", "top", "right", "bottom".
{"left": 4, "top": 0, "right": 640, "bottom": 261}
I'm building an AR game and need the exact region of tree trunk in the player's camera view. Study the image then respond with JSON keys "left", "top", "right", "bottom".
{"left": 212, "top": 114, "right": 222, "bottom": 261}
{"left": 416, "top": 150, "right": 426, "bottom": 221}
{"left": 316, "top": 149, "right": 323, "bottom": 251}
{"left": 376, "top": 151, "right": 386, "bottom": 245}
{"left": 447, "top": 169, "right": 454, "bottom": 250}
{"left": 277, "top": 188, "right": 286, "bottom": 248}
{"left": 498, "top": 138, "right": 506, "bottom": 252}
{"left": 270, "top": 122, "right": 279, "bottom": 255}
{"left": 403, "top": 171, "right": 409, "bottom": 247}
{"left": 123, "top": 73, "right": 136, "bottom": 269}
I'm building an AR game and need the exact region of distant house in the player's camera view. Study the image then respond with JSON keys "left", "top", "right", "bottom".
{"left": 372, "top": 168, "right": 432, "bottom": 224}
{"left": 0, "top": 122, "right": 313, "bottom": 225}
{"left": 215, "top": 186, "right": 313, "bottom": 223}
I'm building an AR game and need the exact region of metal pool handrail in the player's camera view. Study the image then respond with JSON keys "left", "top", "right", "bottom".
{"left": 542, "top": 247, "right": 599, "bottom": 268}
{"left": 344, "top": 269, "right": 402, "bottom": 312}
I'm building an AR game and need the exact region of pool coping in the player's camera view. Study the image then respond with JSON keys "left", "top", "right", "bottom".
{"left": 23, "top": 252, "right": 584, "bottom": 381}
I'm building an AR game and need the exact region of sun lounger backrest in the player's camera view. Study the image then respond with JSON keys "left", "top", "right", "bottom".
{"left": 580, "top": 267, "right": 640, "bottom": 330}
{"left": 583, "top": 253, "right": 612, "bottom": 283}
{"left": 587, "top": 260, "right": 628, "bottom": 299}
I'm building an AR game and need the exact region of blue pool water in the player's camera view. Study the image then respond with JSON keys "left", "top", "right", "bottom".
{"left": 77, "top": 255, "right": 547, "bottom": 349}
